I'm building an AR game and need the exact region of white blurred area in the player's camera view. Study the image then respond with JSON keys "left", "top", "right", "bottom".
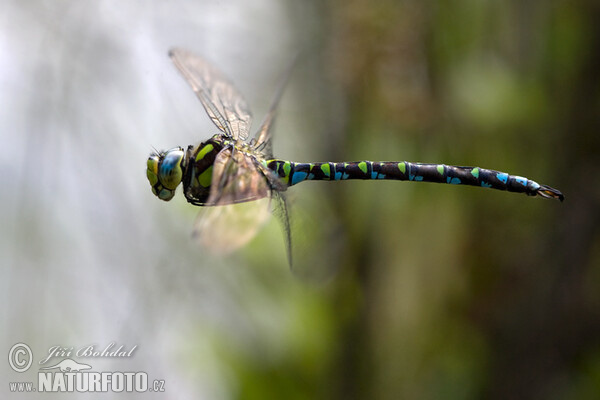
{"left": 0, "top": 1, "right": 331, "bottom": 399}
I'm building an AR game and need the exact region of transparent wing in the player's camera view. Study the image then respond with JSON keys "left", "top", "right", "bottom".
{"left": 274, "top": 190, "right": 344, "bottom": 279}
{"left": 205, "top": 148, "right": 273, "bottom": 206}
{"left": 169, "top": 48, "right": 252, "bottom": 141}
{"left": 271, "top": 192, "right": 292, "bottom": 267}
{"left": 252, "top": 53, "right": 298, "bottom": 158}
{"left": 193, "top": 198, "right": 271, "bottom": 254}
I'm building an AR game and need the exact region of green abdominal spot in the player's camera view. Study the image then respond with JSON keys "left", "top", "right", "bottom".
{"left": 358, "top": 162, "right": 367, "bottom": 174}
{"left": 283, "top": 161, "right": 291, "bottom": 177}
{"left": 398, "top": 162, "right": 406, "bottom": 174}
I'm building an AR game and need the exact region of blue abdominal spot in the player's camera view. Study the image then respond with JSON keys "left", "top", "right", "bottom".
{"left": 515, "top": 176, "right": 527, "bottom": 186}
{"left": 496, "top": 173, "right": 508, "bottom": 184}
{"left": 291, "top": 171, "right": 308, "bottom": 185}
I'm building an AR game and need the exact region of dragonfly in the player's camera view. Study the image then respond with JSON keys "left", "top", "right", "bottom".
{"left": 147, "top": 48, "right": 564, "bottom": 264}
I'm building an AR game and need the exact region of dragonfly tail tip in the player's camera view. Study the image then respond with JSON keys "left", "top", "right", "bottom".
{"left": 537, "top": 185, "right": 564, "bottom": 202}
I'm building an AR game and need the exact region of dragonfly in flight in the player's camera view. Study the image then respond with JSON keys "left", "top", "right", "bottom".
{"left": 147, "top": 48, "right": 564, "bottom": 264}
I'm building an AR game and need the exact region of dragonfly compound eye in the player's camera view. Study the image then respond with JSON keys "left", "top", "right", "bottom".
{"left": 146, "top": 147, "right": 184, "bottom": 202}
{"left": 158, "top": 148, "right": 185, "bottom": 190}
{"left": 146, "top": 155, "right": 160, "bottom": 187}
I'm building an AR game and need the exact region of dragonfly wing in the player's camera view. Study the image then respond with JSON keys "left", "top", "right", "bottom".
{"left": 272, "top": 192, "right": 292, "bottom": 267}
{"left": 193, "top": 197, "right": 272, "bottom": 254}
{"left": 169, "top": 48, "right": 252, "bottom": 141}
{"left": 206, "top": 147, "right": 272, "bottom": 206}
{"left": 253, "top": 53, "right": 298, "bottom": 157}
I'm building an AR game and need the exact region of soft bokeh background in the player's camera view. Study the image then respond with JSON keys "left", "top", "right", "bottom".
{"left": 2, "top": 1, "right": 599, "bottom": 399}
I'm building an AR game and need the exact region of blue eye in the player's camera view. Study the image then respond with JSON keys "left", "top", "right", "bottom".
{"left": 158, "top": 148, "right": 184, "bottom": 190}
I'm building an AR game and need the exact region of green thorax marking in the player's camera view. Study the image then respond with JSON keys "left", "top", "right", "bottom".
{"left": 437, "top": 165, "right": 444, "bottom": 175}
{"left": 199, "top": 166, "right": 213, "bottom": 187}
{"left": 196, "top": 143, "right": 214, "bottom": 161}
{"left": 398, "top": 162, "right": 406, "bottom": 174}
{"left": 181, "top": 137, "right": 226, "bottom": 205}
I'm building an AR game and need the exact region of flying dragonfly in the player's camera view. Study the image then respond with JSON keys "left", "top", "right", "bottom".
{"left": 147, "top": 48, "right": 564, "bottom": 265}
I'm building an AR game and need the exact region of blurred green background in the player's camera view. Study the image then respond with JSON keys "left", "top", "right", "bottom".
{"left": 2, "top": 1, "right": 599, "bottom": 399}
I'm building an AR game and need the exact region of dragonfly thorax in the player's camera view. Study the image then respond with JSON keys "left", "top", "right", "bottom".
{"left": 146, "top": 146, "right": 185, "bottom": 201}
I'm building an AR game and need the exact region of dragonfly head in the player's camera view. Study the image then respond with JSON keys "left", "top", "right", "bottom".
{"left": 146, "top": 147, "right": 185, "bottom": 201}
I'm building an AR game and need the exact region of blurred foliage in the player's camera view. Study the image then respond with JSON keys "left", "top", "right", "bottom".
{"left": 282, "top": 0, "right": 599, "bottom": 399}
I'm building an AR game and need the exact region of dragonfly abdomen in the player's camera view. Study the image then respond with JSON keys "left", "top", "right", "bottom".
{"left": 266, "top": 160, "right": 563, "bottom": 201}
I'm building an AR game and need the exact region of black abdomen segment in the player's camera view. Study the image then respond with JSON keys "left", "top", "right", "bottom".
{"left": 265, "top": 160, "right": 564, "bottom": 201}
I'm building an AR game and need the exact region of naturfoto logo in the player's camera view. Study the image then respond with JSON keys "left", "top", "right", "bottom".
{"left": 8, "top": 342, "right": 165, "bottom": 394}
